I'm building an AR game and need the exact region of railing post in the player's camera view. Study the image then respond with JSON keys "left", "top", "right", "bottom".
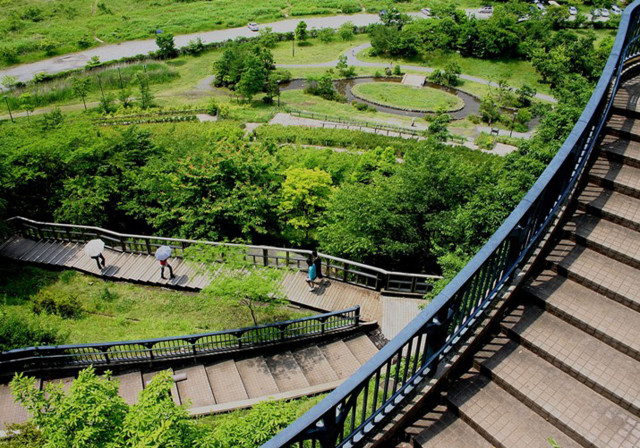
{"left": 120, "top": 234, "right": 127, "bottom": 252}
{"left": 263, "top": 248, "right": 269, "bottom": 266}
{"left": 355, "top": 306, "right": 360, "bottom": 325}
{"left": 145, "top": 238, "right": 152, "bottom": 255}
{"left": 376, "top": 272, "right": 386, "bottom": 292}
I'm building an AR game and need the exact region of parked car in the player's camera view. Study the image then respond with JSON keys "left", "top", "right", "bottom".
{"left": 420, "top": 7, "right": 431, "bottom": 16}
{"left": 569, "top": 6, "right": 578, "bottom": 15}
{"left": 479, "top": 6, "right": 493, "bottom": 14}
{"left": 248, "top": 22, "right": 259, "bottom": 31}
{"left": 601, "top": 8, "right": 610, "bottom": 17}
{"left": 536, "top": 2, "right": 546, "bottom": 11}
{"left": 611, "top": 5, "right": 622, "bottom": 14}
{"left": 592, "top": 8, "right": 601, "bottom": 16}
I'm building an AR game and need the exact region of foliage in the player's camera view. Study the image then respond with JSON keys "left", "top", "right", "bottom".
{"left": 428, "top": 62, "right": 461, "bottom": 87}
{"left": 136, "top": 73, "right": 154, "bottom": 109}
{"left": 336, "top": 55, "right": 357, "bottom": 78}
{"left": 337, "top": 21, "right": 355, "bottom": 41}
{"left": 0, "top": 308, "right": 66, "bottom": 351}
{"left": 318, "top": 27, "right": 335, "bottom": 43}
{"left": 123, "top": 136, "right": 279, "bottom": 240}
{"left": 295, "top": 21, "right": 308, "bottom": 42}
{"left": 206, "top": 400, "right": 302, "bottom": 447}
{"left": 11, "top": 367, "right": 128, "bottom": 448}
{"left": 426, "top": 111, "right": 451, "bottom": 142}
{"left": 279, "top": 167, "right": 333, "bottom": 239}
{"left": 304, "top": 72, "right": 343, "bottom": 101}
{"left": 186, "top": 245, "right": 286, "bottom": 326}
{"left": 350, "top": 146, "right": 397, "bottom": 183}
{"left": 351, "top": 82, "right": 462, "bottom": 112}
{"left": 31, "top": 289, "right": 82, "bottom": 319}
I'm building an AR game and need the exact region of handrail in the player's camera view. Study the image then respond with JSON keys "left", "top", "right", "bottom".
{"left": 7, "top": 216, "right": 440, "bottom": 296}
{"left": 285, "top": 109, "right": 423, "bottom": 136}
{"left": 0, "top": 306, "right": 361, "bottom": 377}
{"left": 264, "top": 2, "right": 640, "bottom": 447}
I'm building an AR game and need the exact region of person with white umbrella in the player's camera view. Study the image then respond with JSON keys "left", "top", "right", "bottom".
{"left": 84, "top": 239, "right": 106, "bottom": 270}
{"left": 155, "top": 245, "right": 175, "bottom": 279}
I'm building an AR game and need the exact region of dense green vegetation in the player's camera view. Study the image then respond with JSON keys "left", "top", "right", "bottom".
{"left": 5, "top": 367, "right": 321, "bottom": 447}
{"left": 351, "top": 82, "right": 463, "bottom": 112}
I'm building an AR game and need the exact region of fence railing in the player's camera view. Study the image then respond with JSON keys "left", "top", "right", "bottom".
{"left": 286, "top": 109, "right": 423, "bottom": 137}
{"left": 7, "top": 217, "right": 440, "bottom": 296}
{"left": 0, "top": 307, "right": 361, "bottom": 377}
{"left": 263, "top": 2, "right": 640, "bottom": 447}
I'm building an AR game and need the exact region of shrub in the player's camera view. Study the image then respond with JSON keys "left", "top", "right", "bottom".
{"left": 32, "top": 290, "right": 82, "bottom": 319}
{"left": 0, "top": 310, "right": 66, "bottom": 351}
{"left": 475, "top": 132, "right": 495, "bottom": 150}
{"left": 341, "top": 1, "right": 361, "bottom": 13}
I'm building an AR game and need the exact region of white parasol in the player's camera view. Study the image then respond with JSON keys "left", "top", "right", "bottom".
{"left": 84, "top": 239, "right": 105, "bottom": 258}
{"left": 155, "top": 245, "right": 172, "bottom": 261}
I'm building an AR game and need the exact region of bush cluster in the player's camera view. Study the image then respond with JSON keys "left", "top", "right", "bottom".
{"left": 31, "top": 290, "right": 82, "bottom": 319}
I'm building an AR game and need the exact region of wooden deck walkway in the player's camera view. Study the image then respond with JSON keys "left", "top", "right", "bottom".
{"left": 0, "top": 237, "right": 424, "bottom": 336}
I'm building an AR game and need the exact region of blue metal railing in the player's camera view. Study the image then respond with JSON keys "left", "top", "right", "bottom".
{"left": 264, "top": 3, "right": 640, "bottom": 447}
{"left": 0, "top": 306, "right": 360, "bottom": 377}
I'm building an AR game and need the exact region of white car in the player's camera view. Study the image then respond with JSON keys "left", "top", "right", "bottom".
{"left": 420, "top": 8, "right": 431, "bottom": 16}
{"left": 569, "top": 6, "right": 578, "bottom": 15}
{"left": 536, "top": 3, "right": 546, "bottom": 11}
{"left": 592, "top": 8, "right": 601, "bottom": 16}
{"left": 479, "top": 6, "right": 493, "bottom": 14}
{"left": 601, "top": 8, "right": 610, "bottom": 17}
{"left": 248, "top": 22, "right": 259, "bottom": 31}
{"left": 611, "top": 5, "right": 622, "bottom": 14}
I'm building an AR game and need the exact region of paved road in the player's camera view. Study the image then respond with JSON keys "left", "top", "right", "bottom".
{"left": 0, "top": 10, "right": 494, "bottom": 87}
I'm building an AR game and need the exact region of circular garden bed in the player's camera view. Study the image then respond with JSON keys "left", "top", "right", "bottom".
{"left": 351, "top": 82, "right": 464, "bottom": 113}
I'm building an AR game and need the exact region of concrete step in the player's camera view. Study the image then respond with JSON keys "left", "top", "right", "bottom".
{"left": 344, "top": 334, "right": 378, "bottom": 365}
{"left": 264, "top": 351, "right": 310, "bottom": 392}
{"left": 142, "top": 369, "right": 181, "bottom": 405}
{"left": 319, "top": 340, "right": 362, "bottom": 379}
{"left": 612, "top": 85, "right": 640, "bottom": 119}
{"left": 502, "top": 302, "right": 640, "bottom": 417}
{"left": 115, "top": 371, "right": 143, "bottom": 405}
{"left": 577, "top": 184, "right": 640, "bottom": 232}
{"left": 174, "top": 365, "right": 216, "bottom": 408}
{"left": 600, "top": 134, "right": 640, "bottom": 169}
{"left": 607, "top": 114, "right": 640, "bottom": 142}
{"left": 525, "top": 271, "right": 640, "bottom": 361}
{"left": 564, "top": 211, "right": 640, "bottom": 269}
{"left": 291, "top": 345, "right": 339, "bottom": 386}
{"left": 405, "top": 405, "right": 493, "bottom": 448}
{"left": 590, "top": 157, "right": 640, "bottom": 199}
{"left": 448, "top": 370, "right": 580, "bottom": 448}
{"left": 476, "top": 336, "right": 640, "bottom": 447}
{"left": 235, "top": 356, "right": 279, "bottom": 398}
{"left": 548, "top": 239, "right": 640, "bottom": 312}
{"left": 205, "top": 359, "right": 249, "bottom": 404}
{"left": 0, "top": 380, "right": 40, "bottom": 430}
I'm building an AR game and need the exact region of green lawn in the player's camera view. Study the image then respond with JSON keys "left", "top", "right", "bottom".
{"left": 351, "top": 82, "right": 463, "bottom": 112}
{"left": 0, "top": 263, "right": 311, "bottom": 345}
{"left": 357, "top": 49, "right": 551, "bottom": 96}
{"left": 280, "top": 89, "right": 418, "bottom": 127}
{"left": 273, "top": 35, "right": 369, "bottom": 65}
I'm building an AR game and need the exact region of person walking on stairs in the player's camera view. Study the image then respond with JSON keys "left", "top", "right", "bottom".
{"left": 312, "top": 250, "right": 328, "bottom": 285}
{"left": 306, "top": 257, "right": 317, "bottom": 292}
{"left": 155, "top": 245, "right": 175, "bottom": 280}
{"left": 84, "top": 239, "right": 106, "bottom": 271}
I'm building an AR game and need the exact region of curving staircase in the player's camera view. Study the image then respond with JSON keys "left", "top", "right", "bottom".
{"left": 398, "top": 66, "right": 640, "bottom": 448}
{"left": 0, "top": 332, "right": 379, "bottom": 430}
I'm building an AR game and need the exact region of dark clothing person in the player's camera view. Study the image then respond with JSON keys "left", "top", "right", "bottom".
{"left": 91, "top": 253, "right": 106, "bottom": 270}
{"left": 160, "top": 259, "right": 174, "bottom": 279}
{"left": 311, "top": 250, "right": 324, "bottom": 280}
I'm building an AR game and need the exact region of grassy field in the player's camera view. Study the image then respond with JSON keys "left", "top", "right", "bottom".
{"left": 281, "top": 89, "right": 419, "bottom": 127}
{"left": 351, "top": 82, "right": 463, "bottom": 112}
{"left": 357, "top": 49, "right": 551, "bottom": 96}
{"left": 0, "top": 263, "right": 312, "bottom": 345}
{"left": 273, "top": 34, "right": 368, "bottom": 65}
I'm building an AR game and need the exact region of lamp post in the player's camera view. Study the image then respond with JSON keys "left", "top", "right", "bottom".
{"left": 510, "top": 110, "right": 517, "bottom": 137}
{"left": 292, "top": 33, "right": 295, "bottom": 58}
{"left": 4, "top": 95, "right": 14, "bottom": 123}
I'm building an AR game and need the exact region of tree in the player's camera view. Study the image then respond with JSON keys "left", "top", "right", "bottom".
{"left": 515, "top": 84, "right": 536, "bottom": 107}
{"left": 11, "top": 367, "right": 128, "bottom": 447}
{"left": 71, "top": 77, "right": 90, "bottom": 110}
{"left": 237, "top": 52, "right": 268, "bottom": 102}
{"left": 155, "top": 32, "right": 177, "bottom": 58}
{"left": 336, "top": 55, "right": 356, "bottom": 78}
{"left": 19, "top": 93, "right": 35, "bottom": 121}
{"left": 338, "top": 21, "right": 355, "bottom": 41}
{"left": 136, "top": 73, "right": 154, "bottom": 109}
{"left": 381, "top": 7, "right": 410, "bottom": 28}
{"left": 279, "top": 168, "right": 333, "bottom": 240}
{"left": 350, "top": 146, "right": 397, "bottom": 183}
{"left": 427, "top": 111, "right": 451, "bottom": 142}
{"left": 1, "top": 75, "right": 18, "bottom": 90}
{"left": 479, "top": 94, "right": 500, "bottom": 125}
{"left": 318, "top": 27, "right": 335, "bottom": 43}
{"left": 259, "top": 27, "right": 278, "bottom": 48}
{"left": 295, "top": 21, "right": 308, "bottom": 42}
{"left": 185, "top": 245, "right": 286, "bottom": 326}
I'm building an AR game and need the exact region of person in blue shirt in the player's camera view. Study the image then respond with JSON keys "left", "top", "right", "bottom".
{"left": 306, "top": 257, "right": 317, "bottom": 292}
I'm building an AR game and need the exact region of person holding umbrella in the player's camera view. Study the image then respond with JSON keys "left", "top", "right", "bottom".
{"left": 84, "top": 239, "right": 106, "bottom": 271}
{"left": 155, "top": 245, "right": 175, "bottom": 279}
